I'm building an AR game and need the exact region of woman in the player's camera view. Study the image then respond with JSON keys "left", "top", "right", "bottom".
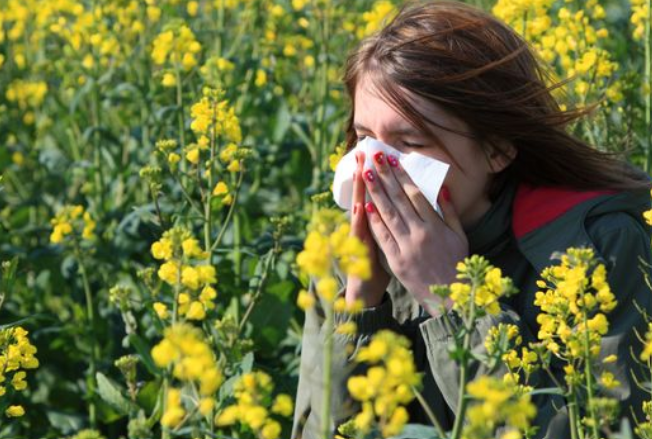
{"left": 292, "top": 1, "right": 652, "bottom": 439}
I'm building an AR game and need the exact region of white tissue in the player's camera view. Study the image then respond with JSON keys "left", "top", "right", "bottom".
{"left": 332, "top": 137, "right": 450, "bottom": 217}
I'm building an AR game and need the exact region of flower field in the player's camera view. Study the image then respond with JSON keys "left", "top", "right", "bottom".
{"left": 0, "top": 0, "right": 651, "bottom": 438}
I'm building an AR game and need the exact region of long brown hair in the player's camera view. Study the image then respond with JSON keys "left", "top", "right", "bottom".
{"left": 343, "top": 0, "right": 650, "bottom": 200}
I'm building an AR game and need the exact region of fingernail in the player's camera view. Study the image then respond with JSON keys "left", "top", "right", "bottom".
{"left": 373, "top": 151, "right": 385, "bottom": 165}
{"left": 364, "top": 169, "right": 375, "bottom": 182}
{"left": 388, "top": 154, "right": 399, "bottom": 167}
{"left": 365, "top": 202, "right": 375, "bottom": 213}
{"left": 441, "top": 186, "right": 451, "bottom": 202}
{"left": 353, "top": 204, "right": 358, "bottom": 215}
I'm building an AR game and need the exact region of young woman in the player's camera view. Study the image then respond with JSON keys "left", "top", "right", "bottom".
{"left": 292, "top": 2, "right": 652, "bottom": 439}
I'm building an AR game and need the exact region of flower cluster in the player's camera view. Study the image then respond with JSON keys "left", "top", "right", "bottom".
{"left": 150, "top": 323, "right": 223, "bottom": 428}
{"left": 534, "top": 248, "right": 617, "bottom": 377}
{"left": 433, "top": 255, "right": 517, "bottom": 318}
{"left": 49, "top": 205, "right": 96, "bottom": 245}
{"left": 296, "top": 209, "right": 370, "bottom": 305}
{"left": 462, "top": 375, "right": 537, "bottom": 439}
{"left": 151, "top": 227, "right": 217, "bottom": 321}
{"left": 342, "top": 330, "right": 420, "bottom": 437}
{"left": 631, "top": 0, "right": 650, "bottom": 41}
{"left": 151, "top": 24, "right": 202, "bottom": 72}
{"left": 0, "top": 326, "right": 39, "bottom": 418}
{"left": 215, "top": 371, "right": 293, "bottom": 439}
{"left": 5, "top": 79, "right": 48, "bottom": 124}
{"left": 357, "top": 0, "right": 397, "bottom": 39}
{"left": 493, "top": 0, "right": 621, "bottom": 105}
{"left": 485, "top": 323, "right": 539, "bottom": 389}
{"left": 184, "top": 87, "right": 247, "bottom": 175}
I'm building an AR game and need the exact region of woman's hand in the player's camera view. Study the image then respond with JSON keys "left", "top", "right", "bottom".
{"left": 345, "top": 150, "right": 392, "bottom": 308}
{"left": 361, "top": 150, "right": 469, "bottom": 317}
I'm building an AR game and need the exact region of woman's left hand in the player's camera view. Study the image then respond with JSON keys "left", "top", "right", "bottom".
{"left": 361, "top": 150, "right": 469, "bottom": 317}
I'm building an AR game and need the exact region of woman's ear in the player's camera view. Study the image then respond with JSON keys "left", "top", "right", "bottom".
{"left": 484, "top": 137, "right": 517, "bottom": 174}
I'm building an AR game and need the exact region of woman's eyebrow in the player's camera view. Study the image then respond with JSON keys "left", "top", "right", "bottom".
{"left": 353, "top": 122, "right": 424, "bottom": 137}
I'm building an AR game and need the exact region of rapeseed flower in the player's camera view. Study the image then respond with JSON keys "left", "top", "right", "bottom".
{"left": 342, "top": 330, "right": 420, "bottom": 437}
{"left": 214, "top": 371, "right": 291, "bottom": 438}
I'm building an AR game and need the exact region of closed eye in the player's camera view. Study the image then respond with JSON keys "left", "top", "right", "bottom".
{"left": 400, "top": 140, "right": 424, "bottom": 148}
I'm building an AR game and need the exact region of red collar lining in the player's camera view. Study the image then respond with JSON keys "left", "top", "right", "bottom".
{"left": 512, "top": 184, "right": 616, "bottom": 239}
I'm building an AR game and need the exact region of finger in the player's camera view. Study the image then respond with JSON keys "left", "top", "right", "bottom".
{"left": 363, "top": 165, "right": 410, "bottom": 239}
{"left": 364, "top": 201, "right": 400, "bottom": 256}
{"left": 438, "top": 186, "right": 465, "bottom": 237}
{"left": 386, "top": 153, "right": 440, "bottom": 224}
{"left": 371, "top": 151, "right": 423, "bottom": 226}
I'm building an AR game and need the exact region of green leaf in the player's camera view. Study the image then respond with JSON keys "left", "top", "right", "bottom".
{"left": 386, "top": 424, "right": 443, "bottom": 439}
{"left": 128, "top": 334, "right": 159, "bottom": 376}
{"left": 96, "top": 372, "right": 135, "bottom": 416}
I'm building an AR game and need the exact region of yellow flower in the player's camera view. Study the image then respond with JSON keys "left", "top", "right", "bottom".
{"left": 186, "top": 301, "right": 206, "bottom": 320}
{"left": 5, "top": 405, "right": 25, "bottom": 417}
{"left": 227, "top": 160, "right": 241, "bottom": 172}
{"left": 215, "top": 405, "right": 239, "bottom": 426}
{"left": 255, "top": 69, "right": 267, "bottom": 87}
{"left": 271, "top": 394, "right": 294, "bottom": 417}
{"left": 153, "top": 302, "right": 169, "bottom": 319}
{"left": 261, "top": 420, "right": 282, "bottom": 439}
{"left": 297, "top": 289, "right": 315, "bottom": 310}
{"left": 213, "top": 182, "right": 229, "bottom": 196}
{"left": 162, "top": 73, "right": 176, "bottom": 87}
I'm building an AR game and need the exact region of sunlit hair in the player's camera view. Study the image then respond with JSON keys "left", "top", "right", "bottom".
{"left": 343, "top": 0, "right": 650, "bottom": 199}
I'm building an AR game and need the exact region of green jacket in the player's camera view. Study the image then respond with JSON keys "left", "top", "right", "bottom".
{"left": 291, "top": 179, "right": 652, "bottom": 439}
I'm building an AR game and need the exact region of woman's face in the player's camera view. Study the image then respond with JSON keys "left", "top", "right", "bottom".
{"left": 353, "top": 76, "right": 513, "bottom": 230}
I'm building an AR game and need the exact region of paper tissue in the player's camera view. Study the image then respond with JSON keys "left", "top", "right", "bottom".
{"left": 332, "top": 136, "right": 450, "bottom": 217}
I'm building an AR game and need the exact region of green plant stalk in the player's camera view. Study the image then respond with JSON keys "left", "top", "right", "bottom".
{"left": 321, "top": 301, "right": 334, "bottom": 439}
{"left": 412, "top": 385, "right": 446, "bottom": 438}
{"left": 91, "top": 71, "right": 106, "bottom": 210}
{"left": 204, "top": 101, "right": 218, "bottom": 258}
{"left": 161, "top": 377, "right": 171, "bottom": 439}
{"left": 238, "top": 247, "right": 277, "bottom": 334}
{"left": 450, "top": 282, "right": 477, "bottom": 439}
{"left": 582, "top": 310, "right": 599, "bottom": 439}
{"left": 644, "top": 0, "right": 651, "bottom": 173}
{"left": 73, "top": 239, "right": 98, "bottom": 428}
{"left": 568, "top": 385, "right": 581, "bottom": 439}
{"left": 450, "top": 331, "right": 471, "bottom": 439}
{"left": 175, "top": 63, "right": 188, "bottom": 188}
{"left": 210, "top": 168, "right": 244, "bottom": 253}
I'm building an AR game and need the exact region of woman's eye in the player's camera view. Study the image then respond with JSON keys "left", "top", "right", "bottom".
{"left": 401, "top": 141, "right": 423, "bottom": 148}
{"left": 356, "top": 135, "right": 367, "bottom": 141}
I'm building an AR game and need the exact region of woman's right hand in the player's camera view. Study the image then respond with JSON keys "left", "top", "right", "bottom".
{"left": 345, "top": 150, "right": 391, "bottom": 307}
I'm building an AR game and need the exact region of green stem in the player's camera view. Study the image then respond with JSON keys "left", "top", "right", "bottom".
{"left": 73, "top": 239, "right": 98, "bottom": 428}
{"left": 91, "top": 75, "right": 106, "bottom": 210}
{"left": 412, "top": 385, "right": 446, "bottom": 438}
{"left": 582, "top": 311, "right": 599, "bottom": 438}
{"left": 568, "top": 387, "right": 581, "bottom": 439}
{"left": 321, "top": 301, "right": 334, "bottom": 439}
{"left": 210, "top": 167, "right": 245, "bottom": 253}
{"left": 175, "top": 64, "right": 187, "bottom": 187}
{"left": 238, "top": 248, "right": 276, "bottom": 334}
{"left": 450, "top": 331, "right": 470, "bottom": 439}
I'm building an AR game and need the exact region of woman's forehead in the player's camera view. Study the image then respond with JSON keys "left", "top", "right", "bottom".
{"left": 354, "top": 76, "right": 471, "bottom": 137}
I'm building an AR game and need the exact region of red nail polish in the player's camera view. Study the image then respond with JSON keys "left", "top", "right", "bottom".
{"left": 388, "top": 154, "right": 399, "bottom": 167}
{"left": 364, "top": 169, "right": 375, "bottom": 182}
{"left": 365, "top": 202, "right": 375, "bottom": 213}
{"left": 441, "top": 186, "right": 451, "bottom": 202}
{"left": 373, "top": 151, "right": 385, "bottom": 165}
